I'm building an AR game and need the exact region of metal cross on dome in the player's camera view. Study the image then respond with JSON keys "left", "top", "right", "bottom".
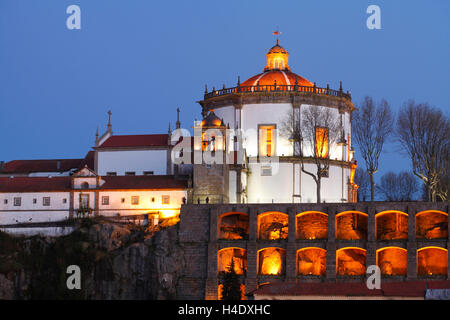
{"left": 273, "top": 28, "right": 282, "bottom": 44}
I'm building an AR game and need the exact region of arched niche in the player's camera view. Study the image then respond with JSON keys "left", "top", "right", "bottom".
{"left": 217, "top": 247, "right": 247, "bottom": 275}
{"left": 417, "top": 247, "right": 448, "bottom": 276}
{"left": 336, "top": 211, "right": 368, "bottom": 240}
{"left": 218, "top": 212, "right": 249, "bottom": 240}
{"left": 375, "top": 211, "right": 408, "bottom": 240}
{"left": 296, "top": 211, "right": 328, "bottom": 240}
{"left": 336, "top": 247, "right": 366, "bottom": 276}
{"left": 257, "top": 247, "right": 286, "bottom": 276}
{"left": 297, "top": 247, "right": 326, "bottom": 276}
{"left": 376, "top": 247, "right": 407, "bottom": 276}
{"left": 416, "top": 210, "right": 448, "bottom": 239}
{"left": 257, "top": 212, "right": 288, "bottom": 240}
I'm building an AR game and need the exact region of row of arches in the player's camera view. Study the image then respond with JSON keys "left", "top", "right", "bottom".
{"left": 217, "top": 246, "right": 449, "bottom": 277}
{"left": 219, "top": 210, "right": 448, "bottom": 241}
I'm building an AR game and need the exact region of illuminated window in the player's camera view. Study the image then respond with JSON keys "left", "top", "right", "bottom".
{"left": 131, "top": 196, "right": 139, "bottom": 205}
{"left": 315, "top": 127, "right": 329, "bottom": 158}
{"left": 102, "top": 196, "right": 109, "bottom": 205}
{"left": 13, "top": 197, "right": 21, "bottom": 206}
{"left": 162, "top": 195, "right": 170, "bottom": 204}
{"left": 43, "top": 197, "right": 51, "bottom": 206}
{"left": 80, "top": 194, "right": 89, "bottom": 208}
{"left": 259, "top": 125, "right": 276, "bottom": 157}
{"left": 261, "top": 166, "right": 272, "bottom": 176}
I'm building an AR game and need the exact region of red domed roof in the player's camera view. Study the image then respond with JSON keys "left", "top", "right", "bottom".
{"left": 241, "top": 70, "right": 313, "bottom": 87}
{"left": 240, "top": 41, "right": 313, "bottom": 87}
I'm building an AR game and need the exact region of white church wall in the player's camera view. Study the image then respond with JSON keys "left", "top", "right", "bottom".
{"left": 0, "top": 226, "right": 75, "bottom": 237}
{"left": 0, "top": 210, "right": 69, "bottom": 225}
{"left": 97, "top": 149, "right": 167, "bottom": 175}
{"left": 228, "top": 170, "right": 237, "bottom": 203}
{"left": 241, "top": 103, "right": 293, "bottom": 157}
{"left": 98, "top": 190, "right": 186, "bottom": 218}
{"left": 247, "top": 162, "right": 293, "bottom": 203}
{"left": 212, "top": 106, "right": 235, "bottom": 129}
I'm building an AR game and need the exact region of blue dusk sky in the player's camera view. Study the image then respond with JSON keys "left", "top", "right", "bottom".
{"left": 0, "top": 0, "right": 449, "bottom": 184}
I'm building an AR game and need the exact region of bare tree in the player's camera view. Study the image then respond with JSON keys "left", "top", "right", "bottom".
{"left": 377, "top": 171, "right": 418, "bottom": 201}
{"left": 354, "top": 167, "right": 370, "bottom": 201}
{"left": 396, "top": 100, "right": 449, "bottom": 202}
{"left": 352, "top": 96, "right": 394, "bottom": 201}
{"left": 282, "top": 106, "right": 340, "bottom": 203}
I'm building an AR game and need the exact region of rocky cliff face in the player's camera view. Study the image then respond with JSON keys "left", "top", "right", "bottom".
{"left": 0, "top": 219, "right": 186, "bottom": 299}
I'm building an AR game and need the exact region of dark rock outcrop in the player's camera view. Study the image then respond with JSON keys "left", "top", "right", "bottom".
{"left": 0, "top": 219, "right": 186, "bottom": 300}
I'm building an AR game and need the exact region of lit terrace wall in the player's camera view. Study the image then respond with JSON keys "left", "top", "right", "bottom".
{"left": 297, "top": 248, "right": 326, "bottom": 276}
{"left": 377, "top": 247, "right": 407, "bottom": 276}
{"left": 296, "top": 211, "right": 328, "bottom": 240}
{"left": 376, "top": 211, "right": 408, "bottom": 240}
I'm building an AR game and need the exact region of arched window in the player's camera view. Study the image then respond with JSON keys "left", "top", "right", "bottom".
{"left": 81, "top": 182, "right": 89, "bottom": 189}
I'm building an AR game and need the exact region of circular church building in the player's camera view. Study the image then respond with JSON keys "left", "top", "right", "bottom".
{"left": 196, "top": 40, "right": 358, "bottom": 204}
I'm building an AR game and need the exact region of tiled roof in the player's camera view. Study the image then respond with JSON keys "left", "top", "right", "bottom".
{"left": 0, "top": 176, "right": 72, "bottom": 192}
{"left": 98, "top": 134, "right": 169, "bottom": 149}
{"left": 1, "top": 159, "right": 82, "bottom": 174}
{"left": 100, "top": 175, "right": 188, "bottom": 190}
{"left": 0, "top": 151, "right": 95, "bottom": 174}
{"left": 0, "top": 175, "right": 188, "bottom": 193}
{"left": 250, "top": 280, "right": 450, "bottom": 298}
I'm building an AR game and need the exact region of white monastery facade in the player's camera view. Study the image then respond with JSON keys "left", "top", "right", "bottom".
{"left": 0, "top": 40, "right": 358, "bottom": 234}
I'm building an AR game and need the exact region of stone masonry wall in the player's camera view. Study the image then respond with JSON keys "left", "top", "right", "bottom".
{"left": 179, "top": 202, "right": 450, "bottom": 300}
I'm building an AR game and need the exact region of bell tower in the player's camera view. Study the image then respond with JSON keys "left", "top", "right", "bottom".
{"left": 192, "top": 110, "right": 230, "bottom": 204}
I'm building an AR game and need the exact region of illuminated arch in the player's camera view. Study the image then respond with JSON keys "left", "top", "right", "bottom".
{"left": 217, "top": 247, "right": 247, "bottom": 275}
{"left": 218, "top": 212, "right": 249, "bottom": 240}
{"left": 417, "top": 246, "right": 448, "bottom": 276}
{"left": 375, "top": 211, "right": 408, "bottom": 240}
{"left": 336, "top": 211, "right": 368, "bottom": 240}
{"left": 257, "top": 247, "right": 286, "bottom": 276}
{"left": 297, "top": 247, "right": 326, "bottom": 276}
{"left": 296, "top": 211, "right": 328, "bottom": 240}
{"left": 336, "top": 247, "right": 366, "bottom": 276}
{"left": 376, "top": 247, "right": 407, "bottom": 276}
{"left": 416, "top": 210, "right": 448, "bottom": 239}
{"left": 257, "top": 211, "right": 288, "bottom": 240}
